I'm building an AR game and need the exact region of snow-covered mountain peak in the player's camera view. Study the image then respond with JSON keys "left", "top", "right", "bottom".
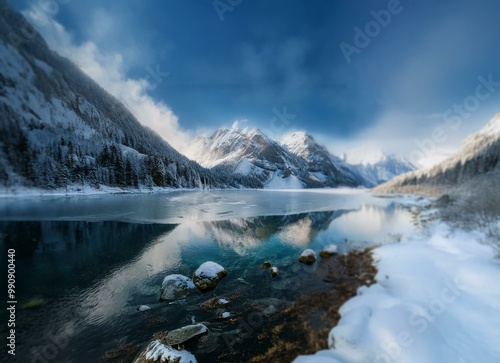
{"left": 340, "top": 146, "right": 416, "bottom": 187}
{"left": 280, "top": 131, "right": 312, "bottom": 143}
{"left": 279, "top": 131, "right": 315, "bottom": 148}
{"left": 278, "top": 131, "right": 323, "bottom": 161}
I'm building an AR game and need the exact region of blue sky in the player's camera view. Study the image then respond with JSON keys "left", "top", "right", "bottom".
{"left": 11, "top": 0, "right": 500, "bottom": 165}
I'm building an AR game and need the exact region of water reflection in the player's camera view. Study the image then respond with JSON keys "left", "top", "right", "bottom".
{"left": 199, "top": 212, "right": 338, "bottom": 253}
{"left": 0, "top": 199, "right": 415, "bottom": 363}
{"left": 0, "top": 189, "right": 381, "bottom": 223}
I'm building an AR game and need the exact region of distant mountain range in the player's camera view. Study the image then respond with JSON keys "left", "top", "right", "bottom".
{"left": 186, "top": 127, "right": 415, "bottom": 189}
{"left": 0, "top": 3, "right": 415, "bottom": 192}
{"left": 342, "top": 146, "right": 417, "bottom": 188}
{"left": 375, "top": 115, "right": 500, "bottom": 194}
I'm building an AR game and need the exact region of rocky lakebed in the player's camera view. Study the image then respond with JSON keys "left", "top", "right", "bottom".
{"left": 104, "top": 244, "right": 377, "bottom": 363}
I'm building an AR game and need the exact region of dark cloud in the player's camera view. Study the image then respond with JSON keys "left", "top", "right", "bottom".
{"left": 12, "top": 0, "right": 500, "bottom": 164}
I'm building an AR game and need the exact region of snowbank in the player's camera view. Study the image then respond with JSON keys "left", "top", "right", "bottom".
{"left": 295, "top": 223, "right": 500, "bottom": 363}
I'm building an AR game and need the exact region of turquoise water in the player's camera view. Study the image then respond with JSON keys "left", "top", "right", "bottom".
{"left": 0, "top": 190, "right": 415, "bottom": 362}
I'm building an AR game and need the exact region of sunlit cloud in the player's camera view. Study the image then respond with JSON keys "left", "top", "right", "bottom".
{"left": 22, "top": 0, "right": 192, "bottom": 153}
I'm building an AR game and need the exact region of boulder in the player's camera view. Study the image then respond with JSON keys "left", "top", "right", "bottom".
{"left": 319, "top": 244, "right": 338, "bottom": 258}
{"left": 163, "top": 324, "right": 208, "bottom": 346}
{"left": 192, "top": 262, "right": 227, "bottom": 292}
{"left": 262, "top": 261, "right": 271, "bottom": 268}
{"left": 138, "top": 305, "right": 151, "bottom": 312}
{"left": 270, "top": 267, "right": 278, "bottom": 277}
{"left": 298, "top": 249, "right": 317, "bottom": 264}
{"left": 133, "top": 340, "right": 197, "bottom": 363}
{"left": 160, "top": 274, "right": 196, "bottom": 302}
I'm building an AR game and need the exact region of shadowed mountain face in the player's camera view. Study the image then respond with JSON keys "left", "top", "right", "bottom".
{"left": 375, "top": 115, "right": 500, "bottom": 194}
{"left": 187, "top": 128, "right": 414, "bottom": 188}
{"left": 0, "top": 4, "right": 223, "bottom": 190}
{"left": 186, "top": 127, "right": 321, "bottom": 188}
{"left": 279, "top": 132, "right": 366, "bottom": 187}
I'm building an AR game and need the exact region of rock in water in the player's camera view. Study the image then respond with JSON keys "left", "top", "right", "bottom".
{"left": 200, "top": 297, "right": 230, "bottom": 311}
{"left": 262, "top": 261, "right": 271, "bottom": 268}
{"left": 133, "top": 340, "right": 197, "bottom": 363}
{"left": 164, "top": 324, "right": 208, "bottom": 345}
{"left": 160, "top": 274, "right": 196, "bottom": 302}
{"left": 298, "top": 249, "right": 317, "bottom": 264}
{"left": 270, "top": 267, "right": 278, "bottom": 277}
{"left": 192, "top": 262, "right": 227, "bottom": 291}
{"left": 138, "top": 305, "right": 151, "bottom": 312}
{"left": 319, "top": 244, "right": 338, "bottom": 258}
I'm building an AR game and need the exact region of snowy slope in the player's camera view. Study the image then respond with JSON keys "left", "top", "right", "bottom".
{"left": 186, "top": 127, "right": 320, "bottom": 188}
{"left": 279, "top": 132, "right": 365, "bottom": 187}
{"left": 376, "top": 115, "right": 500, "bottom": 193}
{"left": 295, "top": 208, "right": 500, "bottom": 363}
{"left": 187, "top": 128, "right": 414, "bottom": 189}
{"left": 265, "top": 171, "right": 304, "bottom": 189}
{"left": 0, "top": 4, "right": 221, "bottom": 190}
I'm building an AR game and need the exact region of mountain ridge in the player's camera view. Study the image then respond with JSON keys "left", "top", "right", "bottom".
{"left": 187, "top": 128, "right": 415, "bottom": 189}
{"left": 375, "top": 114, "right": 500, "bottom": 194}
{"left": 0, "top": 3, "right": 224, "bottom": 190}
{"left": 186, "top": 127, "right": 319, "bottom": 189}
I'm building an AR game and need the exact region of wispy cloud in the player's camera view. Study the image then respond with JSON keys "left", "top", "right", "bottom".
{"left": 22, "top": 0, "right": 192, "bottom": 153}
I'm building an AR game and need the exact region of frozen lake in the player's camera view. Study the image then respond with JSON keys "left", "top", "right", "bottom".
{"left": 0, "top": 189, "right": 417, "bottom": 362}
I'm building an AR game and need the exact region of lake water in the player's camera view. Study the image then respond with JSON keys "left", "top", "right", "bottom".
{"left": 0, "top": 190, "right": 418, "bottom": 362}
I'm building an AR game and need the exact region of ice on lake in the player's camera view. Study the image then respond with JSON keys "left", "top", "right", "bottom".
{"left": 0, "top": 189, "right": 419, "bottom": 362}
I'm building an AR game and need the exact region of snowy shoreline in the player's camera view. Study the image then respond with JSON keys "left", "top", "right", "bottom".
{"left": 294, "top": 197, "right": 500, "bottom": 363}
{"left": 0, "top": 185, "right": 222, "bottom": 199}
{"left": 0, "top": 185, "right": 369, "bottom": 199}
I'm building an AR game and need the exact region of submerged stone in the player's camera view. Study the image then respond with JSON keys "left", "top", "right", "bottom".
{"left": 160, "top": 274, "right": 196, "bottom": 302}
{"left": 163, "top": 324, "right": 208, "bottom": 346}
